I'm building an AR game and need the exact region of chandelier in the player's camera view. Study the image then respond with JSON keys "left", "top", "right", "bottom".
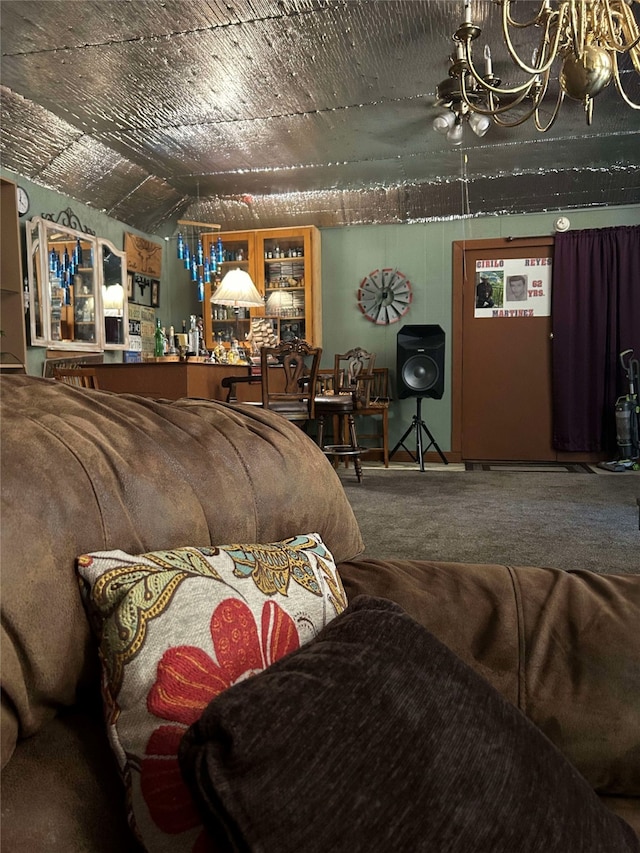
{"left": 439, "top": 0, "right": 640, "bottom": 135}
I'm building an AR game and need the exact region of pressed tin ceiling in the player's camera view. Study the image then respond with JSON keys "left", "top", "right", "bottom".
{"left": 1, "top": 0, "right": 639, "bottom": 234}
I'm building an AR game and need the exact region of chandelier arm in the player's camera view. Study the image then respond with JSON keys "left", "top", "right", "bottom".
{"left": 462, "top": 40, "right": 536, "bottom": 95}
{"left": 489, "top": 70, "right": 558, "bottom": 128}
{"left": 531, "top": 88, "right": 566, "bottom": 132}
{"left": 606, "top": 2, "right": 640, "bottom": 53}
{"left": 612, "top": 58, "right": 640, "bottom": 107}
{"left": 499, "top": 0, "right": 565, "bottom": 76}
{"left": 568, "top": 0, "right": 586, "bottom": 60}
{"left": 491, "top": 99, "right": 540, "bottom": 127}
{"left": 502, "top": 0, "right": 557, "bottom": 30}
{"left": 459, "top": 70, "right": 539, "bottom": 115}
{"left": 489, "top": 83, "right": 562, "bottom": 131}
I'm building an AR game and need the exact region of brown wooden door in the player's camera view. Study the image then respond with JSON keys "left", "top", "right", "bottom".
{"left": 452, "top": 237, "right": 556, "bottom": 462}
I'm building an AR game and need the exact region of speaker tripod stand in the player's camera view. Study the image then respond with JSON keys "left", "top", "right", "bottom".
{"left": 390, "top": 397, "right": 448, "bottom": 471}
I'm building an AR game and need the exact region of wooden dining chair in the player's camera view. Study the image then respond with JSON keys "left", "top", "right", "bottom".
{"left": 314, "top": 347, "right": 376, "bottom": 482}
{"left": 52, "top": 367, "right": 100, "bottom": 389}
{"left": 353, "top": 367, "right": 391, "bottom": 467}
{"left": 260, "top": 339, "right": 322, "bottom": 426}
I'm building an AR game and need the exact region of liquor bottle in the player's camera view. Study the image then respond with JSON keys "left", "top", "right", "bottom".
{"left": 216, "top": 236, "right": 224, "bottom": 265}
{"left": 188, "top": 315, "right": 199, "bottom": 355}
{"left": 195, "top": 316, "right": 204, "bottom": 355}
{"left": 154, "top": 318, "right": 164, "bottom": 357}
{"left": 168, "top": 325, "right": 177, "bottom": 355}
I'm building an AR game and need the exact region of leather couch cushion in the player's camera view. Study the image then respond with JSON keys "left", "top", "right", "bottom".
{"left": 178, "top": 595, "right": 639, "bottom": 853}
{"left": 339, "top": 557, "right": 640, "bottom": 795}
{"left": 0, "top": 709, "right": 142, "bottom": 853}
{"left": 0, "top": 376, "right": 363, "bottom": 767}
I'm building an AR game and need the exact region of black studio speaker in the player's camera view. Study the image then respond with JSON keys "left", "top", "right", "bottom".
{"left": 397, "top": 324, "right": 445, "bottom": 399}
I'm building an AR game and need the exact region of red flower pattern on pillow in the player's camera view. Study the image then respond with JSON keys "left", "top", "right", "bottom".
{"left": 140, "top": 597, "right": 300, "bottom": 849}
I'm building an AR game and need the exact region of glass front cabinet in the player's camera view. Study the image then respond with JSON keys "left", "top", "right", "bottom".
{"left": 202, "top": 225, "right": 321, "bottom": 350}
{"left": 26, "top": 216, "right": 129, "bottom": 351}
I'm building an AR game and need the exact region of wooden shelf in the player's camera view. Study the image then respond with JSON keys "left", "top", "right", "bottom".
{"left": 203, "top": 226, "right": 321, "bottom": 350}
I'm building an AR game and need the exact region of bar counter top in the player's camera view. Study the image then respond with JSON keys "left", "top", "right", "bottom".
{"left": 94, "top": 361, "right": 252, "bottom": 402}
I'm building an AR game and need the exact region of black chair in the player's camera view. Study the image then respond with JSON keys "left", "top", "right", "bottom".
{"left": 315, "top": 348, "right": 376, "bottom": 483}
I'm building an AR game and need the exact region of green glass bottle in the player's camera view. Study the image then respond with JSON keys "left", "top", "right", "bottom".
{"left": 154, "top": 318, "right": 164, "bottom": 357}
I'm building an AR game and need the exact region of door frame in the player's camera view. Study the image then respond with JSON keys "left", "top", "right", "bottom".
{"left": 450, "top": 236, "right": 555, "bottom": 462}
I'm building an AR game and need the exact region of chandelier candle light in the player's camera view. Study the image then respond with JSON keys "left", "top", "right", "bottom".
{"left": 435, "top": 0, "right": 640, "bottom": 141}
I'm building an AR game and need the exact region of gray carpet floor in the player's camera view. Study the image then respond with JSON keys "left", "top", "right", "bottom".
{"left": 338, "top": 464, "right": 639, "bottom": 574}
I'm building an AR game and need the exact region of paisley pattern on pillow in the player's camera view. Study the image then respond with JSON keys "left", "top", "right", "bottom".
{"left": 77, "top": 534, "right": 346, "bottom": 853}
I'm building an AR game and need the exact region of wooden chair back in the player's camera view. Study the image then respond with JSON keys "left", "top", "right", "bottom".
{"left": 52, "top": 367, "right": 100, "bottom": 389}
{"left": 355, "top": 366, "right": 391, "bottom": 466}
{"left": 334, "top": 347, "right": 376, "bottom": 408}
{"left": 260, "top": 339, "right": 322, "bottom": 423}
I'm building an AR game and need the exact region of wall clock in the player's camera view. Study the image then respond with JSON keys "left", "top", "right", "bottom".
{"left": 17, "top": 186, "right": 30, "bottom": 217}
{"left": 357, "top": 268, "right": 412, "bottom": 325}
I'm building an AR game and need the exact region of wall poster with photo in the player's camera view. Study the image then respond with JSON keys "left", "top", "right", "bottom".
{"left": 474, "top": 256, "right": 552, "bottom": 318}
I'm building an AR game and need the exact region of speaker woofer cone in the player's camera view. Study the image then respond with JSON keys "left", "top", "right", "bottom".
{"left": 401, "top": 355, "right": 439, "bottom": 392}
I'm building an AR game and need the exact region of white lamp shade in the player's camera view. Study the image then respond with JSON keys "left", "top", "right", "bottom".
{"left": 211, "top": 268, "right": 263, "bottom": 307}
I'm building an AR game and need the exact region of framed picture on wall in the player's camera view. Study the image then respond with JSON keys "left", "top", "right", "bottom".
{"left": 127, "top": 272, "right": 134, "bottom": 300}
{"left": 130, "top": 273, "right": 158, "bottom": 307}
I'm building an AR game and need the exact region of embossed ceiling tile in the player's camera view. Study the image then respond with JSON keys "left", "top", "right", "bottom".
{"left": 36, "top": 137, "right": 146, "bottom": 208}
{"left": 109, "top": 176, "right": 187, "bottom": 233}
{"left": 175, "top": 156, "right": 411, "bottom": 198}
{"left": 0, "top": 86, "right": 81, "bottom": 178}
{"left": 188, "top": 184, "right": 411, "bottom": 230}
{"left": 1, "top": 1, "right": 638, "bottom": 232}
{"left": 467, "top": 171, "right": 640, "bottom": 217}
{"left": 0, "top": 0, "right": 256, "bottom": 55}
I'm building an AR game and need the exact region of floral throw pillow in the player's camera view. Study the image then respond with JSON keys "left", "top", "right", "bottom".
{"left": 77, "top": 534, "right": 346, "bottom": 853}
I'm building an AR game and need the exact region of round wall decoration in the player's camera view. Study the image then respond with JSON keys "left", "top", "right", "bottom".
{"left": 357, "top": 268, "right": 412, "bottom": 325}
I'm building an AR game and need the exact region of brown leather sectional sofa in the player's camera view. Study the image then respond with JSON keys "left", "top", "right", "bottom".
{"left": 1, "top": 375, "right": 638, "bottom": 851}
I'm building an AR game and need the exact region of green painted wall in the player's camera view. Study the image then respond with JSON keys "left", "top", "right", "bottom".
{"left": 320, "top": 206, "right": 640, "bottom": 454}
{"left": 4, "top": 167, "right": 638, "bottom": 454}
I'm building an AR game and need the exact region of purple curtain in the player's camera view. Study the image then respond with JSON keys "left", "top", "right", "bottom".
{"left": 551, "top": 225, "right": 640, "bottom": 452}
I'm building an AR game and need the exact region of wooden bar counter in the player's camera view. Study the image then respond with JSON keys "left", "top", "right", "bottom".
{"left": 93, "top": 361, "right": 252, "bottom": 402}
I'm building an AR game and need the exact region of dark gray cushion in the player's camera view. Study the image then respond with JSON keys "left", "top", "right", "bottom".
{"left": 179, "top": 595, "right": 639, "bottom": 853}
